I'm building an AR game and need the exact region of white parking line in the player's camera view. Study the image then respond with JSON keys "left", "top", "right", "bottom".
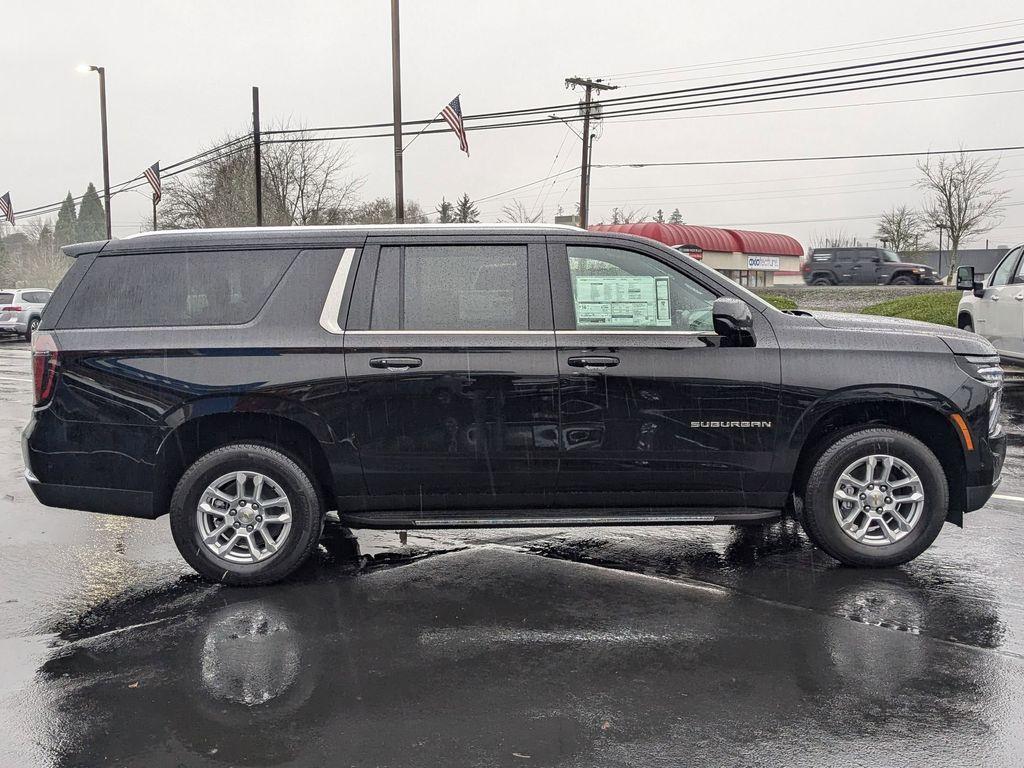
{"left": 0, "top": 375, "right": 30, "bottom": 383}
{"left": 992, "top": 493, "right": 1024, "bottom": 504}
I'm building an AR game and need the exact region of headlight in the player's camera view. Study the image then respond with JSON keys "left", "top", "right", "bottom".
{"left": 956, "top": 354, "right": 1003, "bottom": 435}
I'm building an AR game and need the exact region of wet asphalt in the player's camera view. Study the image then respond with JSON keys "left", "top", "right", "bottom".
{"left": 0, "top": 338, "right": 1023, "bottom": 767}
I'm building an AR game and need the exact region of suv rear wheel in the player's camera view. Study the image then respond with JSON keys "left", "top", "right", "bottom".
{"left": 169, "top": 443, "right": 325, "bottom": 585}
{"left": 810, "top": 275, "right": 834, "bottom": 286}
{"left": 24, "top": 317, "right": 39, "bottom": 341}
{"left": 801, "top": 428, "right": 948, "bottom": 567}
{"left": 890, "top": 275, "right": 914, "bottom": 285}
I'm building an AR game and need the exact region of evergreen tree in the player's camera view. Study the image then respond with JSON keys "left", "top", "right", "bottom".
{"left": 76, "top": 183, "right": 106, "bottom": 241}
{"left": 454, "top": 193, "right": 479, "bottom": 223}
{"left": 54, "top": 192, "right": 78, "bottom": 247}
{"left": 653, "top": 209, "right": 665, "bottom": 223}
{"left": 435, "top": 197, "right": 455, "bottom": 223}
{"left": 38, "top": 223, "right": 55, "bottom": 255}
{"left": 668, "top": 208, "right": 684, "bottom": 224}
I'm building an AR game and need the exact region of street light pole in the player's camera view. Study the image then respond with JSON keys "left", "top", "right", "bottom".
{"left": 937, "top": 223, "right": 947, "bottom": 280}
{"left": 390, "top": 0, "right": 405, "bottom": 224}
{"left": 78, "top": 65, "right": 112, "bottom": 239}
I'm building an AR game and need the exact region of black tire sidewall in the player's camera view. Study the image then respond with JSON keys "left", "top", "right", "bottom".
{"left": 805, "top": 430, "right": 948, "bottom": 566}
{"left": 170, "top": 444, "right": 323, "bottom": 585}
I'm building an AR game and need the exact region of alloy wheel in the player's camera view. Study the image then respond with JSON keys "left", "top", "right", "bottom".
{"left": 196, "top": 470, "right": 293, "bottom": 564}
{"left": 832, "top": 454, "right": 925, "bottom": 546}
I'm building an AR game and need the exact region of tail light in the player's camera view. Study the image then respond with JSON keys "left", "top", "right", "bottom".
{"left": 31, "top": 331, "right": 59, "bottom": 406}
{"left": 1, "top": 306, "right": 23, "bottom": 312}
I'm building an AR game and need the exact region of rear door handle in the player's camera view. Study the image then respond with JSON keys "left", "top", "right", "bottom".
{"left": 369, "top": 357, "right": 422, "bottom": 371}
{"left": 567, "top": 356, "right": 619, "bottom": 370}
{"left": 1015, "top": 293, "right": 1024, "bottom": 301}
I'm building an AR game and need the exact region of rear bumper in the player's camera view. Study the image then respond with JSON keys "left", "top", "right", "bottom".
{"left": 0, "top": 318, "right": 27, "bottom": 334}
{"left": 24, "top": 470, "right": 157, "bottom": 519}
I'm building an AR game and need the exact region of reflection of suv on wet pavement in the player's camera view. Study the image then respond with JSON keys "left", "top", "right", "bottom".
{"left": 803, "top": 247, "right": 939, "bottom": 285}
{"left": 24, "top": 226, "right": 1005, "bottom": 585}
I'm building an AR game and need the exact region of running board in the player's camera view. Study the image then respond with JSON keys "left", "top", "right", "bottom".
{"left": 337, "top": 508, "right": 781, "bottom": 529}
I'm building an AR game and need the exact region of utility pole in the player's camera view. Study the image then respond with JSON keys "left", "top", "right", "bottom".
{"left": 252, "top": 86, "right": 263, "bottom": 226}
{"left": 565, "top": 76, "right": 617, "bottom": 229}
{"left": 390, "top": 0, "right": 405, "bottom": 223}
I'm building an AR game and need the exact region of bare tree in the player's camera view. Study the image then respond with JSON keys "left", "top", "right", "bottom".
{"left": 810, "top": 229, "right": 861, "bottom": 248}
{"left": 498, "top": 199, "right": 543, "bottom": 223}
{"left": 0, "top": 219, "right": 74, "bottom": 288}
{"left": 875, "top": 205, "right": 924, "bottom": 253}
{"left": 341, "top": 197, "right": 429, "bottom": 224}
{"left": 607, "top": 207, "right": 648, "bottom": 224}
{"left": 160, "top": 124, "right": 364, "bottom": 229}
{"left": 917, "top": 150, "right": 1007, "bottom": 279}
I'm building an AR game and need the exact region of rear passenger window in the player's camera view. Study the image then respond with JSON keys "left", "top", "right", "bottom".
{"left": 370, "top": 245, "right": 529, "bottom": 330}
{"left": 59, "top": 250, "right": 296, "bottom": 328}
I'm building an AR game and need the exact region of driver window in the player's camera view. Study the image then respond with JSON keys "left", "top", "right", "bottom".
{"left": 1011, "top": 250, "right": 1024, "bottom": 284}
{"left": 990, "top": 248, "right": 1021, "bottom": 287}
{"left": 566, "top": 246, "right": 716, "bottom": 331}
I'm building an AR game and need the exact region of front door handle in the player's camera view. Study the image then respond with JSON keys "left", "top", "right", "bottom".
{"left": 369, "top": 357, "right": 422, "bottom": 371}
{"left": 567, "top": 356, "right": 619, "bottom": 370}
{"left": 991, "top": 294, "right": 1000, "bottom": 301}
{"left": 1015, "top": 293, "right": 1024, "bottom": 302}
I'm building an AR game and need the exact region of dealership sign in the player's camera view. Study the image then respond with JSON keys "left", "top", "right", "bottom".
{"left": 747, "top": 255, "right": 780, "bottom": 270}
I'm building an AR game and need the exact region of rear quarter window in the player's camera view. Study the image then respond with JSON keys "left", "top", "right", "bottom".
{"left": 58, "top": 249, "right": 297, "bottom": 329}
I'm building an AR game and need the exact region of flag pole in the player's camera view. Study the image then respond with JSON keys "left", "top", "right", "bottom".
{"left": 402, "top": 110, "right": 444, "bottom": 152}
{"left": 152, "top": 196, "right": 157, "bottom": 230}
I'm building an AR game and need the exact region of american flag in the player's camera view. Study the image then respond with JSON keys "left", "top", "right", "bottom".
{"left": 0, "top": 192, "right": 13, "bottom": 225}
{"left": 143, "top": 162, "right": 161, "bottom": 203}
{"left": 441, "top": 95, "right": 469, "bottom": 156}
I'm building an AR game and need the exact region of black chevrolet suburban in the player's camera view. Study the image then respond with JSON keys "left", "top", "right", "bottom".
{"left": 24, "top": 225, "right": 1004, "bottom": 584}
{"left": 803, "top": 247, "right": 939, "bottom": 285}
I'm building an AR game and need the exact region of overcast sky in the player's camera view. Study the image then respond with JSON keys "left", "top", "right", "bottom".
{"left": 3, "top": 0, "right": 1023, "bottom": 249}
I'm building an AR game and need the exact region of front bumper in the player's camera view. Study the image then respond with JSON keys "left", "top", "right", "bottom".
{"left": 964, "top": 428, "right": 1005, "bottom": 513}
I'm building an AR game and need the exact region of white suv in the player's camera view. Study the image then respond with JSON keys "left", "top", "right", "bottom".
{"left": 957, "top": 246, "right": 1024, "bottom": 361}
{"left": 0, "top": 288, "right": 52, "bottom": 341}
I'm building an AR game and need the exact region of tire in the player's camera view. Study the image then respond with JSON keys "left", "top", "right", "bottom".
{"left": 959, "top": 316, "right": 975, "bottom": 333}
{"left": 169, "top": 443, "right": 325, "bottom": 585}
{"left": 801, "top": 428, "right": 948, "bottom": 567}
{"left": 24, "top": 317, "right": 39, "bottom": 342}
{"left": 810, "top": 276, "right": 834, "bottom": 286}
{"left": 891, "top": 275, "right": 914, "bottom": 285}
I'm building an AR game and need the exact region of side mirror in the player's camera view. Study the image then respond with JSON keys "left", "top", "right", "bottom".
{"left": 712, "top": 297, "right": 756, "bottom": 347}
{"left": 957, "top": 265, "right": 985, "bottom": 298}
{"left": 872, "top": 256, "right": 882, "bottom": 263}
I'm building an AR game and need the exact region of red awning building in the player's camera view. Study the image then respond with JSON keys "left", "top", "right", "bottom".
{"left": 590, "top": 223, "right": 804, "bottom": 287}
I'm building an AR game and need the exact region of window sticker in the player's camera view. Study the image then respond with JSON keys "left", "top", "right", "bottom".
{"left": 574, "top": 275, "right": 671, "bottom": 327}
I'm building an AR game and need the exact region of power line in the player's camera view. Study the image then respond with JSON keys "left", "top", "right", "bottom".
{"left": 258, "top": 38, "right": 1024, "bottom": 139}
{"left": 596, "top": 18, "right": 1024, "bottom": 80}
{"left": 594, "top": 144, "right": 1024, "bottom": 170}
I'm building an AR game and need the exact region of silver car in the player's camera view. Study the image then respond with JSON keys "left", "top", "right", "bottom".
{"left": 0, "top": 288, "right": 52, "bottom": 340}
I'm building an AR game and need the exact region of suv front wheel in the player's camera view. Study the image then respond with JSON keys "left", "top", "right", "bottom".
{"left": 801, "top": 428, "right": 948, "bottom": 567}
{"left": 169, "top": 443, "right": 325, "bottom": 585}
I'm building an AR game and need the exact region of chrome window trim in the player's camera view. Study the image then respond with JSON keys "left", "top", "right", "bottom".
{"left": 346, "top": 329, "right": 551, "bottom": 335}
{"left": 557, "top": 329, "right": 709, "bottom": 336}
{"left": 344, "top": 329, "right": 710, "bottom": 336}
{"left": 318, "top": 247, "right": 356, "bottom": 335}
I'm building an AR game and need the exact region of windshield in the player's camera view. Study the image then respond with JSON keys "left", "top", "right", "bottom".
{"left": 882, "top": 250, "right": 901, "bottom": 262}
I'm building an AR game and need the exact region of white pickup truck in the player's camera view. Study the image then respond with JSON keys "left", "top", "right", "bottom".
{"left": 957, "top": 245, "right": 1024, "bottom": 363}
